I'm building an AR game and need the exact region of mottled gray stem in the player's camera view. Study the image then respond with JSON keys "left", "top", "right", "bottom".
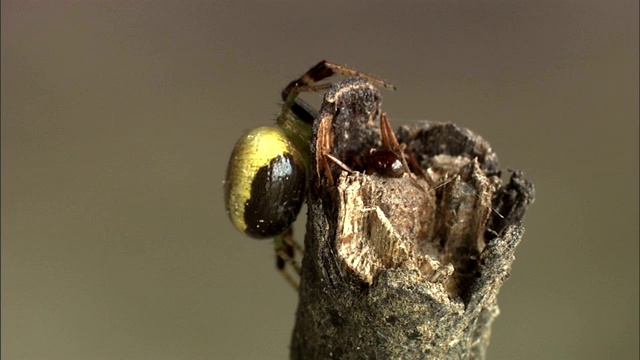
{"left": 290, "top": 78, "right": 534, "bottom": 359}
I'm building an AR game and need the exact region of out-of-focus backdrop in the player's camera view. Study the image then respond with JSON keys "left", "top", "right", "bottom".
{"left": 2, "top": 1, "right": 637, "bottom": 359}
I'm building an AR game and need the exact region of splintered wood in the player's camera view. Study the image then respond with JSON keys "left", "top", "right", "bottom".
{"left": 334, "top": 153, "right": 500, "bottom": 298}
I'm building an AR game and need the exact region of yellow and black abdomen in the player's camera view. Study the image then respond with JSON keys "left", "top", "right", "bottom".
{"left": 224, "top": 126, "right": 307, "bottom": 239}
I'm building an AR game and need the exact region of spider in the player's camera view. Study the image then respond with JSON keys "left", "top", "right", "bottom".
{"left": 224, "top": 60, "right": 394, "bottom": 289}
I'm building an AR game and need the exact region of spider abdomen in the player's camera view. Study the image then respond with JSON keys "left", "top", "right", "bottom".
{"left": 224, "top": 126, "right": 306, "bottom": 239}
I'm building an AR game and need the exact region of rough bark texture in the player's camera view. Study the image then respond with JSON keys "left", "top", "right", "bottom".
{"left": 290, "top": 78, "right": 535, "bottom": 359}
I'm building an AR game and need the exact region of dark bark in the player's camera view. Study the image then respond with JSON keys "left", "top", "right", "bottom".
{"left": 291, "top": 78, "right": 535, "bottom": 359}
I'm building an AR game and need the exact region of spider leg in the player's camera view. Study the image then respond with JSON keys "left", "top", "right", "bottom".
{"left": 380, "top": 113, "right": 427, "bottom": 179}
{"left": 380, "top": 113, "right": 426, "bottom": 191}
{"left": 380, "top": 113, "right": 403, "bottom": 154}
{"left": 281, "top": 60, "right": 395, "bottom": 103}
{"left": 274, "top": 228, "right": 301, "bottom": 290}
{"left": 325, "top": 153, "right": 355, "bottom": 174}
{"left": 282, "top": 61, "right": 396, "bottom": 125}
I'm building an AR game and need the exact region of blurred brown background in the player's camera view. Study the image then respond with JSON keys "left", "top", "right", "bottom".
{"left": 2, "top": 1, "right": 637, "bottom": 359}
